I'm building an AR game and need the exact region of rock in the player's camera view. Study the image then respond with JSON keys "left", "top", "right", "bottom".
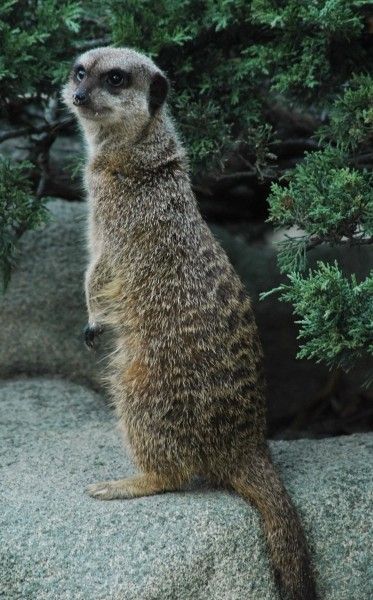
{"left": 1, "top": 378, "right": 371, "bottom": 599}
{"left": 0, "top": 200, "right": 101, "bottom": 388}
{"left": 0, "top": 199, "right": 370, "bottom": 425}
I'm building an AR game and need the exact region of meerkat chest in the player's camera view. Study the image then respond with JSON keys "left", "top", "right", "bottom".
{"left": 86, "top": 169, "right": 158, "bottom": 266}
{"left": 87, "top": 168, "right": 132, "bottom": 227}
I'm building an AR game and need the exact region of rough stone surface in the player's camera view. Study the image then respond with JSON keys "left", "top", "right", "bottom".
{"left": 0, "top": 199, "right": 371, "bottom": 422}
{"left": 0, "top": 200, "right": 101, "bottom": 388}
{"left": 1, "top": 378, "right": 372, "bottom": 600}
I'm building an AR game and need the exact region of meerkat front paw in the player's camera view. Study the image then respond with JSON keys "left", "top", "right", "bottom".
{"left": 83, "top": 323, "right": 103, "bottom": 350}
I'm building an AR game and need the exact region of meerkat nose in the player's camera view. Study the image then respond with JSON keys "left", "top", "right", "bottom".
{"left": 73, "top": 91, "right": 88, "bottom": 106}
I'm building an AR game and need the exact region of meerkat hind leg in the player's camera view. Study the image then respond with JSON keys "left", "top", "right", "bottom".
{"left": 86, "top": 472, "right": 183, "bottom": 501}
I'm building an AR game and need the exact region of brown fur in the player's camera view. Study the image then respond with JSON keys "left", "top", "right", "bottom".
{"left": 63, "top": 46, "right": 318, "bottom": 600}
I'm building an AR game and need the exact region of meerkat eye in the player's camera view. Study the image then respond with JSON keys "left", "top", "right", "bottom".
{"left": 75, "top": 67, "right": 86, "bottom": 82}
{"left": 107, "top": 70, "right": 125, "bottom": 87}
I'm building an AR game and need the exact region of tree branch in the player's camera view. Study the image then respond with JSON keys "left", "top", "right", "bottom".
{"left": 0, "top": 116, "right": 74, "bottom": 144}
{"left": 14, "top": 98, "right": 62, "bottom": 239}
{"left": 306, "top": 234, "right": 373, "bottom": 252}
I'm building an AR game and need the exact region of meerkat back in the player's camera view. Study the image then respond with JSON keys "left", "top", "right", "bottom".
{"left": 63, "top": 46, "right": 318, "bottom": 600}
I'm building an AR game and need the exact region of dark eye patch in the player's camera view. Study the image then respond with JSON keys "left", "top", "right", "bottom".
{"left": 105, "top": 69, "right": 131, "bottom": 91}
{"left": 74, "top": 65, "right": 86, "bottom": 82}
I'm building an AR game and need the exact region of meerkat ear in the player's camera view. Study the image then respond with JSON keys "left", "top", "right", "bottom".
{"left": 149, "top": 72, "right": 169, "bottom": 114}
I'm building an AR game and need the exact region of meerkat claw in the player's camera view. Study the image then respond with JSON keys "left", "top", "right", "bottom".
{"left": 86, "top": 480, "right": 134, "bottom": 500}
{"left": 83, "top": 323, "right": 103, "bottom": 350}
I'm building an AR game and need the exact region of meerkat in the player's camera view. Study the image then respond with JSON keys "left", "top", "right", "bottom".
{"left": 63, "top": 47, "right": 318, "bottom": 600}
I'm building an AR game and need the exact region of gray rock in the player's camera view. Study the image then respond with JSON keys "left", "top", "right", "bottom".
{"left": 0, "top": 200, "right": 101, "bottom": 388}
{"left": 1, "top": 378, "right": 372, "bottom": 599}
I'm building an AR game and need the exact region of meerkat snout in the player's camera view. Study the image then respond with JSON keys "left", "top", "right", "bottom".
{"left": 72, "top": 90, "right": 88, "bottom": 106}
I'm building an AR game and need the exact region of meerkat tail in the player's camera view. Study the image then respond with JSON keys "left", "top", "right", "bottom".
{"left": 232, "top": 449, "right": 318, "bottom": 600}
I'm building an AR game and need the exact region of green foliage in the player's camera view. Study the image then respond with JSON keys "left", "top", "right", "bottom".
{"left": 255, "top": 2, "right": 373, "bottom": 375}
{"left": 318, "top": 74, "right": 373, "bottom": 152}
{"left": 268, "top": 149, "right": 372, "bottom": 271}
{"left": 261, "top": 263, "right": 373, "bottom": 382}
{"left": 0, "top": 0, "right": 83, "bottom": 104}
{"left": 0, "top": 159, "right": 49, "bottom": 289}
{"left": 250, "top": 0, "right": 372, "bottom": 99}
{"left": 1, "top": 0, "right": 371, "bottom": 162}
{"left": 87, "top": 0, "right": 373, "bottom": 167}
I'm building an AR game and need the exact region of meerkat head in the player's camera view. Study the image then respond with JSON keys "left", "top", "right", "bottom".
{"left": 62, "top": 47, "right": 169, "bottom": 137}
